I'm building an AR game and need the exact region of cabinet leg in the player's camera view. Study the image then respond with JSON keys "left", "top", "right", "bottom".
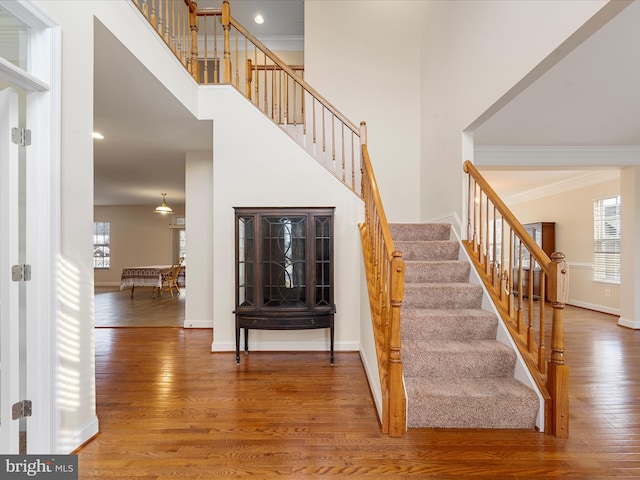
{"left": 244, "top": 328, "right": 249, "bottom": 354}
{"left": 235, "top": 325, "right": 240, "bottom": 365}
{"left": 330, "top": 325, "right": 334, "bottom": 365}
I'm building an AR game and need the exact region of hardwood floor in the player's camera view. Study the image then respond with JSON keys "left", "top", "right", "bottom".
{"left": 94, "top": 286, "right": 184, "bottom": 327}
{"left": 77, "top": 304, "right": 640, "bottom": 478}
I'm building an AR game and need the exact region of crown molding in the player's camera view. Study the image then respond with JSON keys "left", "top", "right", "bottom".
{"left": 503, "top": 169, "right": 619, "bottom": 205}
{"left": 474, "top": 146, "right": 640, "bottom": 167}
{"left": 257, "top": 35, "right": 303, "bottom": 52}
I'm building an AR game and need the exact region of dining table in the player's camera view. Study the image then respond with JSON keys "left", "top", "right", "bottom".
{"left": 120, "top": 265, "right": 185, "bottom": 298}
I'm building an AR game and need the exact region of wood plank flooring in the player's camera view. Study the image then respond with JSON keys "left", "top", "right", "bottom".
{"left": 78, "top": 302, "right": 640, "bottom": 478}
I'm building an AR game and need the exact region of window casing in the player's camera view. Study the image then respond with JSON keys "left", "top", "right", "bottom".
{"left": 593, "top": 196, "right": 621, "bottom": 284}
{"left": 93, "top": 221, "right": 110, "bottom": 269}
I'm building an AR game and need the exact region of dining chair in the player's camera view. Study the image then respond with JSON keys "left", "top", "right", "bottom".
{"left": 161, "top": 256, "right": 184, "bottom": 298}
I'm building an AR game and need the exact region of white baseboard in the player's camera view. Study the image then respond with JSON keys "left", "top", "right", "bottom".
{"left": 62, "top": 416, "right": 99, "bottom": 454}
{"left": 183, "top": 319, "right": 213, "bottom": 328}
{"left": 617, "top": 316, "right": 640, "bottom": 329}
{"left": 358, "top": 346, "right": 383, "bottom": 421}
{"left": 567, "top": 299, "right": 620, "bottom": 317}
{"left": 210, "top": 340, "right": 359, "bottom": 353}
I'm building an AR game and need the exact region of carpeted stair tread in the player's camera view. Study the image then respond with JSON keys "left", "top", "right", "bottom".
{"left": 390, "top": 223, "right": 451, "bottom": 242}
{"left": 403, "top": 340, "right": 516, "bottom": 378}
{"left": 404, "top": 283, "right": 483, "bottom": 309}
{"left": 395, "top": 240, "right": 459, "bottom": 261}
{"left": 402, "top": 308, "right": 498, "bottom": 341}
{"left": 405, "top": 377, "right": 539, "bottom": 429}
{"left": 405, "top": 260, "right": 470, "bottom": 284}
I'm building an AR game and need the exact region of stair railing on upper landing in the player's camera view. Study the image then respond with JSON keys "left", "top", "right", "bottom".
{"left": 463, "top": 161, "right": 570, "bottom": 438}
{"left": 359, "top": 128, "right": 406, "bottom": 438}
{"left": 132, "top": 0, "right": 362, "bottom": 197}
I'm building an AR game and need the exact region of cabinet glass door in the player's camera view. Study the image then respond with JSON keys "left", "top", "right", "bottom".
{"left": 262, "top": 215, "right": 306, "bottom": 307}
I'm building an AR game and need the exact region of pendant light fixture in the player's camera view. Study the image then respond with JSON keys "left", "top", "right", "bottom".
{"left": 154, "top": 193, "right": 173, "bottom": 215}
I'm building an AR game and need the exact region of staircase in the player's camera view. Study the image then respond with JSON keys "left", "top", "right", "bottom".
{"left": 390, "top": 223, "right": 540, "bottom": 429}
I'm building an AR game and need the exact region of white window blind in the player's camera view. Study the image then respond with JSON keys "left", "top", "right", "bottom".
{"left": 93, "top": 221, "right": 111, "bottom": 269}
{"left": 593, "top": 196, "right": 620, "bottom": 283}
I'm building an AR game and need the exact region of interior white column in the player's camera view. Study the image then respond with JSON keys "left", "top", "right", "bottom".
{"left": 618, "top": 166, "right": 640, "bottom": 329}
{"left": 185, "top": 151, "right": 214, "bottom": 328}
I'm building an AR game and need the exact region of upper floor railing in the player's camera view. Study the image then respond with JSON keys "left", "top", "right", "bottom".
{"left": 132, "top": 0, "right": 361, "bottom": 197}
{"left": 463, "top": 160, "right": 569, "bottom": 438}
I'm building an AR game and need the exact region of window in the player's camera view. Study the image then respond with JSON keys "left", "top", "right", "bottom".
{"left": 593, "top": 196, "right": 620, "bottom": 283}
{"left": 93, "top": 221, "right": 110, "bottom": 269}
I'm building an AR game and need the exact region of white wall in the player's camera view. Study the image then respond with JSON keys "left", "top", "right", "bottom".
{"left": 508, "top": 178, "right": 620, "bottom": 315}
{"left": 203, "top": 86, "right": 364, "bottom": 353}
{"left": 420, "top": 0, "right": 609, "bottom": 226}
{"left": 304, "top": 0, "right": 422, "bottom": 223}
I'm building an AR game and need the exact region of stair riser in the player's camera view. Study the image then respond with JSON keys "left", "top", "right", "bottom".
{"left": 405, "top": 261, "right": 470, "bottom": 284}
{"left": 403, "top": 348, "right": 516, "bottom": 379}
{"left": 402, "top": 316, "right": 497, "bottom": 341}
{"left": 407, "top": 398, "right": 537, "bottom": 429}
{"left": 396, "top": 241, "right": 459, "bottom": 261}
{"left": 390, "top": 223, "right": 451, "bottom": 242}
{"left": 404, "top": 284, "right": 483, "bottom": 309}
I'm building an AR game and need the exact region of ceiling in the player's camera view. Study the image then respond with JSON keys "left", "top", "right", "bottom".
{"left": 94, "top": 0, "right": 638, "bottom": 207}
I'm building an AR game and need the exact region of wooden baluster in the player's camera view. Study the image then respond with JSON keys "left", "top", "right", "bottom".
{"left": 245, "top": 59, "right": 252, "bottom": 99}
{"left": 235, "top": 29, "right": 239, "bottom": 88}
{"left": 171, "top": 0, "right": 177, "bottom": 52}
{"left": 539, "top": 272, "right": 546, "bottom": 375}
{"left": 203, "top": 14, "right": 208, "bottom": 84}
{"left": 150, "top": 0, "right": 157, "bottom": 28}
{"left": 157, "top": 0, "right": 163, "bottom": 35}
{"left": 189, "top": 1, "right": 199, "bottom": 81}
{"left": 222, "top": 0, "right": 231, "bottom": 83}
{"left": 527, "top": 258, "right": 534, "bottom": 351}
{"left": 467, "top": 173, "right": 473, "bottom": 244}
{"left": 213, "top": 13, "right": 218, "bottom": 82}
{"left": 517, "top": 239, "right": 523, "bottom": 333}
{"left": 163, "top": 0, "right": 172, "bottom": 42}
{"left": 547, "top": 252, "right": 569, "bottom": 438}
{"left": 341, "top": 124, "right": 345, "bottom": 182}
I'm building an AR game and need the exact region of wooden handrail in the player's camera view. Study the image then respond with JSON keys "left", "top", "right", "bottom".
{"left": 359, "top": 125, "right": 406, "bottom": 437}
{"left": 463, "top": 160, "right": 569, "bottom": 438}
{"left": 131, "top": 0, "right": 362, "bottom": 197}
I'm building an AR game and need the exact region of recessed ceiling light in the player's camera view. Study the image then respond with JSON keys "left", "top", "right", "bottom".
{"left": 254, "top": 14, "right": 264, "bottom": 24}
{"left": 92, "top": 132, "right": 104, "bottom": 139}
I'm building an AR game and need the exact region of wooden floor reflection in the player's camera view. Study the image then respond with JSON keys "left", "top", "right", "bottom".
{"left": 77, "top": 305, "right": 640, "bottom": 478}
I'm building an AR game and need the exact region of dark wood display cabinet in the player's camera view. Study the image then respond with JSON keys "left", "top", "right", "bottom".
{"left": 233, "top": 207, "right": 336, "bottom": 365}
{"left": 512, "top": 222, "right": 555, "bottom": 299}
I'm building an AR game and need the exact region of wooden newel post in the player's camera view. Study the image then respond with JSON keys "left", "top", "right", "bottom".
{"left": 388, "top": 251, "right": 406, "bottom": 437}
{"left": 188, "top": 1, "right": 199, "bottom": 81}
{"left": 222, "top": 0, "right": 232, "bottom": 84}
{"left": 547, "top": 251, "right": 569, "bottom": 438}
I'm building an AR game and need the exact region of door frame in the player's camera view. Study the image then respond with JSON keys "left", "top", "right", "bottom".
{"left": 0, "top": 0, "right": 61, "bottom": 454}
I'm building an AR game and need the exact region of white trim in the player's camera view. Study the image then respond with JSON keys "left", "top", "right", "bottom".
{"left": 0, "top": 57, "right": 49, "bottom": 92}
{"left": 475, "top": 146, "right": 640, "bottom": 167}
{"left": 183, "top": 319, "right": 213, "bottom": 329}
{"left": 498, "top": 169, "right": 619, "bottom": 205}
{"left": 568, "top": 262, "right": 593, "bottom": 270}
{"left": 567, "top": 300, "right": 620, "bottom": 317}
{"left": 618, "top": 316, "right": 640, "bottom": 329}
